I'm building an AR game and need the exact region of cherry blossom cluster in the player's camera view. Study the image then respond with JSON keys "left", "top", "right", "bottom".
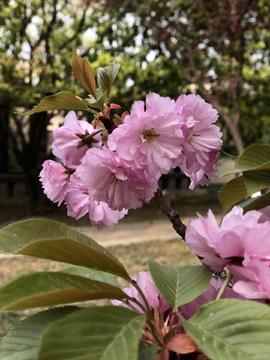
{"left": 40, "top": 92, "right": 222, "bottom": 229}
{"left": 185, "top": 205, "right": 270, "bottom": 300}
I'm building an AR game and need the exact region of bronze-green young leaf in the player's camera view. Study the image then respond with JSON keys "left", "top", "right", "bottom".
{"left": 0, "top": 272, "right": 127, "bottom": 311}
{"left": 0, "top": 218, "right": 129, "bottom": 279}
{"left": 242, "top": 192, "right": 270, "bottom": 213}
{"left": 71, "top": 48, "right": 97, "bottom": 98}
{"left": 219, "top": 175, "right": 249, "bottom": 211}
{"left": 37, "top": 306, "right": 146, "bottom": 360}
{"left": 0, "top": 307, "right": 79, "bottom": 360}
{"left": 19, "top": 91, "right": 89, "bottom": 115}
{"left": 58, "top": 266, "right": 120, "bottom": 288}
{"left": 97, "top": 61, "right": 120, "bottom": 96}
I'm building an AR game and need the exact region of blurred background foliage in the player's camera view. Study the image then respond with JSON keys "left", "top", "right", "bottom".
{"left": 0, "top": 0, "right": 270, "bottom": 206}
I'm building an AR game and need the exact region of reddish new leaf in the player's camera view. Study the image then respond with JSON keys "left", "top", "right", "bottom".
{"left": 166, "top": 334, "right": 199, "bottom": 354}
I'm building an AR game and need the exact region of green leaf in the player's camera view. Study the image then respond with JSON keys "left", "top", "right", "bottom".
{"left": 71, "top": 48, "right": 97, "bottom": 98}
{"left": 97, "top": 61, "right": 121, "bottom": 96}
{"left": 0, "top": 272, "right": 127, "bottom": 311}
{"left": 59, "top": 266, "right": 120, "bottom": 288}
{"left": 218, "top": 176, "right": 248, "bottom": 211}
{"left": 137, "top": 345, "right": 157, "bottom": 360}
{"left": 148, "top": 262, "right": 212, "bottom": 308}
{"left": 243, "top": 170, "right": 270, "bottom": 194}
{"left": 83, "top": 91, "right": 107, "bottom": 109}
{"left": 0, "top": 219, "right": 129, "bottom": 279}
{"left": 0, "top": 307, "right": 78, "bottom": 360}
{"left": 235, "top": 144, "right": 270, "bottom": 172}
{"left": 183, "top": 299, "right": 270, "bottom": 360}
{"left": 37, "top": 306, "right": 146, "bottom": 360}
{"left": 220, "top": 145, "right": 270, "bottom": 177}
{"left": 19, "top": 91, "right": 88, "bottom": 115}
{"left": 242, "top": 192, "right": 270, "bottom": 213}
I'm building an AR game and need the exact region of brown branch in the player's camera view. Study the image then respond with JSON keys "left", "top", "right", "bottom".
{"left": 154, "top": 188, "right": 186, "bottom": 240}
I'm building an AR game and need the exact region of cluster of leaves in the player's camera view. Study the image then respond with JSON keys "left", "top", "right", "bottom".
{"left": 1, "top": 219, "right": 270, "bottom": 359}
{"left": 219, "top": 144, "right": 270, "bottom": 213}
{"left": 22, "top": 48, "right": 120, "bottom": 116}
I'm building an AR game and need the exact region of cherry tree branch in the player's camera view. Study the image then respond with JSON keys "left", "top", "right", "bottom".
{"left": 154, "top": 188, "right": 186, "bottom": 240}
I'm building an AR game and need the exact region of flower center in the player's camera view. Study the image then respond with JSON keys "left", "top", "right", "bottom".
{"left": 142, "top": 128, "right": 160, "bottom": 142}
{"left": 109, "top": 172, "right": 118, "bottom": 185}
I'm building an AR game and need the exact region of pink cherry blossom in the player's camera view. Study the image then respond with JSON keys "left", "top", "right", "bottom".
{"left": 258, "top": 205, "right": 270, "bottom": 223}
{"left": 39, "top": 160, "right": 73, "bottom": 206}
{"left": 186, "top": 205, "right": 270, "bottom": 299}
{"left": 229, "top": 259, "right": 270, "bottom": 300}
{"left": 52, "top": 110, "right": 102, "bottom": 165}
{"left": 108, "top": 92, "right": 185, "bottom": 177}
{"left": 186, "top": 206, "right": 270, "bottom": 270}
{"left": 175, "top": 94, "right": 223, "bottom": 189}
{"left": 185, "top": 209, "right": 229, "bottom": 271}
{"left": 76, "top": 146, "right": 158, "bottom": 211}
{"left": 65, "top": 174, "right": 128, "bottom": 229}
{"left": 111, "top": 271, "right": 171, "bottom": 313}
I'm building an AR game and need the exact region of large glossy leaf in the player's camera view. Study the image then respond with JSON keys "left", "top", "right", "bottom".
{"left": 37, "top": 306, "right": 146, "bottom": 360}
{"left": 71, "top": 48, "right": 97, "bottom": 98}
{"left": 221, "top": 145, "right": 270, "bottom": 176}
{"left": 0, "top": 307, "right": 78, "bottom": 360}
{"left": 183, "top": 299, "right": 270, "bottom": 360}
{"left": 241, "top": 192, "right": 270, "bottom": 213}
{"left": 243, "top": 170, "right": 270, "bottom": 193}
{"left": 0, "top": 219, "right": 129, "bottom": 279}
{"left": 138, "top": 345, "right": 157, "bottom": 360}
{"left": 20, "top": 91, "right": 88, "bottom": 115}
{"left": 219, "top": 176, "right": 248, "bottom": 211}
{"left": 59, "top": 266, "right": 120, "bottom": 288}
{"left": 148, "top": 262, "right": 212, "bottom": 308}
{"left": 235, "top": 144, "right": 270, "bottom": 172}
{"left": 243, "top": 173, "right": 265, "bottom": 195}
{"left": 0, "top": 272, "right": 127, "bottom": 311}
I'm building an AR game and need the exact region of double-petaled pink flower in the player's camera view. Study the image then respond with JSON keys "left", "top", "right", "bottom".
{"left": 175, "top": 94, "right": 222, "bottom": 189}
{"left": 76, "top": 146, "right": 158, "bottom": 211}
{"left": 65, "top": 174, "right": 128, "bottom": 229}
{"left": 108, "top": 93, "right": 185, "bottom": 177}
{"left": 39, "top": 160, "right": 74, "bottom": 206}
{"left": 52, "top": 110, "right": 102, "bottom": 166}
{"left": 186, "top": 205, "right": 270, "bottom": 300}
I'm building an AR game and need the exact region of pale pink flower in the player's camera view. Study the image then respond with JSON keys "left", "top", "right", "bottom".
{"left": 65, "top": 174, "right": 128, "bottom": 229}
{"left": 52, "top": 110, "right": 102, "bottom": 165}
{"left": 186, "top": 206, "right": 270, "bottom": 270}
{"left": 185, "top": 209, "right": 229, "bottom": 271}
{"left": 112, "top": 271, "right": 171, "bottom": 313}
{"left": 229, "top": 259, "right": 270, "bottom": 300}
{"left": 258, "top": 205, "right": 270, "bottom": 223}
{"left": 186, "top": 206, "right": 270, "bottom": 299}
{"left": 175, "top": 94, "right": 222, "bottom": 189}
{"left": 39, "top": 160, "right": 73, "bottom": 206}
{"left": 76, "top": 147, "right": 158, "bottom": 211}
{"left": 108, "top": 93, "right": 185, "bottom": 177}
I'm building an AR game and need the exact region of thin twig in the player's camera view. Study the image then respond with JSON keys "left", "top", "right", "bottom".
{"left": 154, "top": 188, "right": 186, "bottom": 240}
